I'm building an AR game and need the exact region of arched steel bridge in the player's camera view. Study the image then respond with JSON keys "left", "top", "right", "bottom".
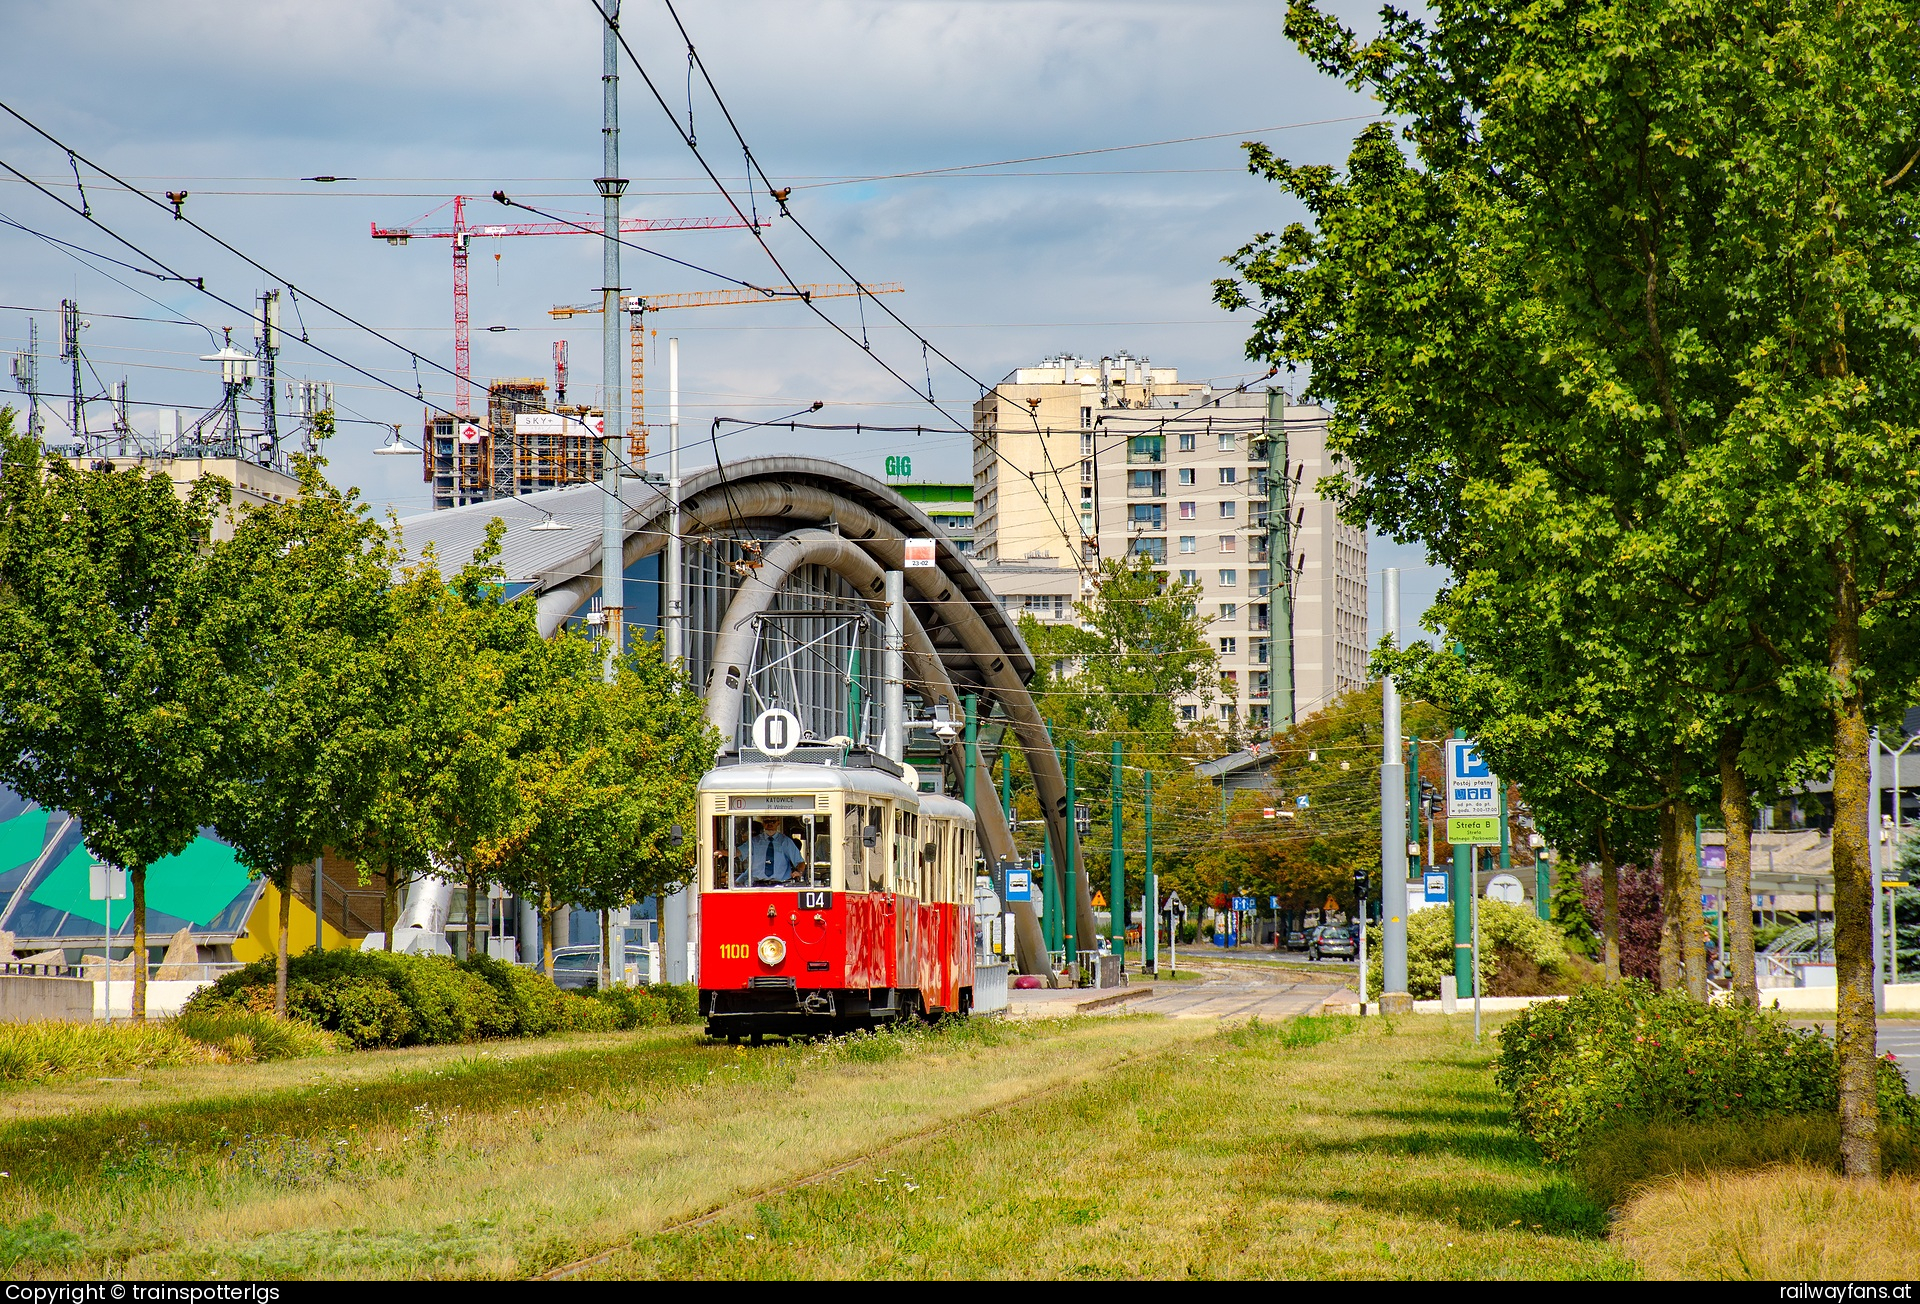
{"left": 395, "top": 456, "right": 1094, "bottom": 977}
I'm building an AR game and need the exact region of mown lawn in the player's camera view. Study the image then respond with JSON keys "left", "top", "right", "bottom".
{"left": 592, "top": 1013, "right": 1630, "bottom": 1280}
{"left": 1, "top": 1010, "right": 1650, "bottom": 1279}
{"left": 0, "top": 1016, "right": 1201, "bottom": 1278}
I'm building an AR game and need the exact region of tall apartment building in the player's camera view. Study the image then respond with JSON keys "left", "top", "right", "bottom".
{"left": 424, "top": 378, "right": 606, "bottom": 512}
{"left": 971, "top": 354, "right": 1366, "bottom": 731}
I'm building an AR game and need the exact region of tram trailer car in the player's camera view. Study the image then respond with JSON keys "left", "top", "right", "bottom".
{"left": 697, "top": 761, "right": 977, "bottom": 1038}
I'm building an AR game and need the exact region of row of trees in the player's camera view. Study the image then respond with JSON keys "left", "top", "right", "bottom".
{"left": 1217, "top": 0, "right": 1920, "bottom": 1176}
{"left": 0, "top": 410, "right": 716, "bottom": 1020}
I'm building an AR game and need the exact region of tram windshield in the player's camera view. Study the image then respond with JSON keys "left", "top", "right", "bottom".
{"left": 710, "top": 813, "right": 832, "bottom": 890}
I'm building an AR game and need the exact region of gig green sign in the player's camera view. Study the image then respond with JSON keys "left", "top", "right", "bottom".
{"left": 885, "top": 455, "right": 912, "bottom": 478}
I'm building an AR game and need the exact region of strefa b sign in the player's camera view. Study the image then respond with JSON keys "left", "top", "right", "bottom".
{"left": 1445, "top": 738, "right": 1502, "bottom": 845}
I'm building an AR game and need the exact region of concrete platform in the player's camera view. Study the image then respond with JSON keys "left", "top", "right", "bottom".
{"left": 1005, "top": 984, "right": 1156, "bottom": 1019}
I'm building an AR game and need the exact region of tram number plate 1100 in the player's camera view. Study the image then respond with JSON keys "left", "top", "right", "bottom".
{"left": 799, "top": 890, "right": 833, "bottom": 910}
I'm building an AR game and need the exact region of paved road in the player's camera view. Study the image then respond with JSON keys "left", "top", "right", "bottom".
{"left": 1877, "top": 1022, "right": 1920, "bottom": 1091}
{"left": 1116, "top": 978, "right": 1344, "bottom": 1021}
{"left": 1788, "top": 1019, "right": 1920, "bottom": 1091}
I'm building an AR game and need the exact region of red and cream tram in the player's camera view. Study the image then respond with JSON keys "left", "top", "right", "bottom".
{"left": 696, "top": 755, "right": 977, "bottom": 1039}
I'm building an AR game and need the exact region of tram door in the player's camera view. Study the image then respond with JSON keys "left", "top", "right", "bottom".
{"left": 894, "top": 809, "right": 917, "bottom": 993}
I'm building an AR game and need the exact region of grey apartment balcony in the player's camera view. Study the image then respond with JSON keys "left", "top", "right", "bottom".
{"left": 1126, "top": 470, "right": 1165, "bottom": 498}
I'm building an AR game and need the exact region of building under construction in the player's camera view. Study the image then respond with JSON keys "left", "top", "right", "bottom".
{"left": 424, "top": 378, "right": 605, "bottom": 511}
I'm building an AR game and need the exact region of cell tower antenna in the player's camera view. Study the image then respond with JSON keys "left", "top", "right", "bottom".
{"left": 8, "top": 317, "right": 41, "bottom": 446}
{"left": 61, "top": 300, "right": 85, "bottom": 455}
{"left": 257, "top": 289, "right": 281, "bottom": 469}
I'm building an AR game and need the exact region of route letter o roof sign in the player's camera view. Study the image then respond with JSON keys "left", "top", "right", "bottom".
{"left": 751, "top": 708, "right": 803, "bottom": 757}
{"left": 903, "top": 538, "right": 936, "bottom": 568}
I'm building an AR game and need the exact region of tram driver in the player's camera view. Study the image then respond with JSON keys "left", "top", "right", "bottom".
{"left": 746, "top": 815, "right": 805, "bottom": 887}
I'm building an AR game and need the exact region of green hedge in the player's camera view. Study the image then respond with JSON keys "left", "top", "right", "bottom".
{"left": 1494, "top": 980, "right": 1920, "bottom": 1162}
{"left": 183, "top": 949, "right": 698, "bottom": 1050}
{"left": 1368, "top": 898, "right": 1575, "bottom": 999}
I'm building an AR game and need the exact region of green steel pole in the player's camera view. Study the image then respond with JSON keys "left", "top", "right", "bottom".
{"left": 1041, "top": 837, "right": 1057, "bottom": 953}
{"left": 1111, "top": 739, "right": 1124, "bottom": 964}
{"left": 1064, "top": 738, "right": 1079, "bottom": 964}
{"left": 1144, "top": 770, "right": 1156, "bottom": 973}
{"left": 847, "top": 645, "right": 862, "bottom": 748}
{"left": 1452, "top": 727, "right": 1473, "bottom": 990}
{"left": 1536, "top": 845, "right": 1551, "bottom": 923}
{"left": 963, "top": 695, "right": 978, "bottom": 811}
{"left": 1499, "top": 783, "right": 1512, "bottom": 882}
{"left": 1408, "top": 738, "right": 1421, "bottom": 858}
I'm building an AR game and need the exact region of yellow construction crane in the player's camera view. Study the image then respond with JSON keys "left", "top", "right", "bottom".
{"left": 550, "top": 282, "right": 905, "bottom": 460}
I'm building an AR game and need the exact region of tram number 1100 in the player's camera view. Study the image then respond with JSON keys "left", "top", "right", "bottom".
{"left": 717, "top": 944, "right": 751, "bottom": 960}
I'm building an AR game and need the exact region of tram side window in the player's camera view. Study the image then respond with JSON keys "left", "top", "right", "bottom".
{"left": 842, "top": 804, "right": 866, "bottom": 893}
{"left": 709, "top": 813, "right": 832, "bottom": 890}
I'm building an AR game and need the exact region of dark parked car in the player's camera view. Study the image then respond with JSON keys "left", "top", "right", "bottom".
{"left": 1282, "top": 929, "right": 1309, "bottom": 952}
{"left": 548, "top": 945, "right": 653, "bottom": 990}
{"left": 1306, "top": 925, "right": 1357, "bottom": 962}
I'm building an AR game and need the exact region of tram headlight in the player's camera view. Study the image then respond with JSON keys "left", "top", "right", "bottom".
{"left": 757, "top": 935, "right": 787, "bottom": 966}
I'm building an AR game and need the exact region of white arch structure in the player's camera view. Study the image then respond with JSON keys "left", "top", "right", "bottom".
{"left": 395, "top": 456, "right": 1099, "bottom": 977}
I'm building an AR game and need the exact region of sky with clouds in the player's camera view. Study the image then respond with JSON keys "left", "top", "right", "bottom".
{"left": 0, "top": 0, "right": 1445, "bottom": 639}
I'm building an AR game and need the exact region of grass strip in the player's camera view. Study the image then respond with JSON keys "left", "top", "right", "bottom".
{"left": 1614, "top": 1164, "right": 1920, "bottom": 1279}
{"left": 3, "top": 1014, "right": 1196, "bottom": 1278}
{"left": 589, "top": 1013, "right": 1632, "bottom": 1280}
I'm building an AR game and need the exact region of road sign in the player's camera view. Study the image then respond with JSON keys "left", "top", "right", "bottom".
{"left": 1485, "top": 873, "right": 1525, "bottom": 904}
{"left": 1296, "top": 794, "right": 1310, "bottom": 809}
{"left": 1231, "top": 895, "right": 1255, "bottom": 911}
{"left": 1447, "top": 816, "right": 1502, "bottom": 844}
{"left": 1446, "top": 738, "right": 1497, "bottom": 818}
{"left": 1423, "top": 870, "right": 1450, "bottom": 903}
{"left": 89, "top": 862, "right": 126, "bottom": 902}
{"left": 1004, "top": 868, "right": 1032, "bottom": 902}
{"left": 751, "top": 708, "right": 803, "bottom": 757}
{"left": 1269, "top": 895, "right": 1280, "bottom": 909}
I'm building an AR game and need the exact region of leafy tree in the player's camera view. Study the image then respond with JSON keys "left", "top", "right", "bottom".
{"left": 571, "top": 637, "right": 715, "bottom": 983}
{"left": 0, "top": 414, "right": 227, "bottom": 1020}
{"left": 1217, "top": 0, "right": 1920, "bottom": 1175}
{"left": 476, "top": 631, "right": 716, "bottom": 976}
{"left": 202, "top": 451, "right": 390, "bottom": 1016}
{"left": 1017, "top": 552, "right": 1221, "bottom": 923}
{"left": 341, "top": 519, "right": 518, "bottom": 956}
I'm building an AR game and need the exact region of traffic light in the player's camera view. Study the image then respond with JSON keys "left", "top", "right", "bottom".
{"left": 1354, "top": 869, "right": 1369, "bottom": 920}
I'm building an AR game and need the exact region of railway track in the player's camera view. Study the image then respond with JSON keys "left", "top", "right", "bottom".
{"left": 536, "top": 1041, "right": 1164, "bottom": 1280}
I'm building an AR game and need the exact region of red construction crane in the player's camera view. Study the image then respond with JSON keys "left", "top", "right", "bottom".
{"left": 551, "top": 282, "right": 904, "bottom": 461}
{"left": 372, "top": 195, "right": 767, "bottom": 415}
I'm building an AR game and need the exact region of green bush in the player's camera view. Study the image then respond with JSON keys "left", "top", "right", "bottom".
{"left": 588, "top": 981, "right": 699, "bottom": 1029}
{"left": 172, "top": 1009, "right": 338, "bottom": 1061}
{"left": 183, "top": 949, "right": 621, "bottom": 1050}
{"left": 1367, "top": 898, "right": 1574, "bottom": 999}
{"left": 1494, "top": 980, "right": 1920, "bottom": 1163}
{"left": 459, "top": 951, "right": 576, "bottom": 1037}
